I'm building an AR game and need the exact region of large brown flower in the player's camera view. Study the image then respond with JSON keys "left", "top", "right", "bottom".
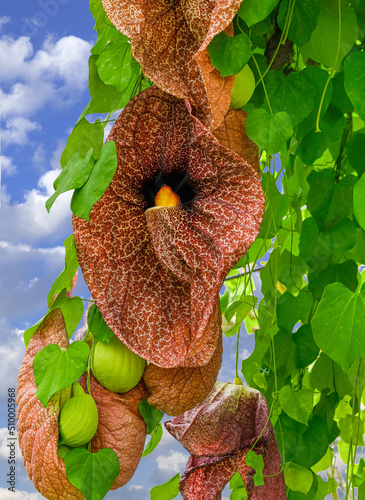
{"left": 165, "top": 382, "right": 286, "bottom": 499}
{"left": 72, "top": 86, "right": 264, "bottom": 368}
{"left": 101, "top": 0, "right": 241, "bottom": 129}
{"left": 16, "top": 310, "right": 83, "bottom": 500}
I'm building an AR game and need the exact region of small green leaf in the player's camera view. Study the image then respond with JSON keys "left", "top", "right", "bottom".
{"left": 208, "top": 32, "right": 250, "bottom": 76}
{"left": 33, "top": 341, "right": 90, "bottom": 407}
{"left": 87, "top": 304, "right": 114, "bottom": 342}
{"left": 65, "top": 448, "right": 119, "bottom": 500}
{"left": 142, "top": 423, "right": 163, "bottom": 457}
{"left": 60, "top": 118, "right": 104, "bottom": 168}
{"left": 46, "top": 150, "right": 95, "bottom": 212}
{"left": 245, "top": 450, "right": 264, "bottom": 486}
{"left": 277, "top": 0, "right": 320, "bottom": 46}
{"left": 96, "top": 38, "right": 132, "bottom": 92}
{"left": 149, "top": 473, "right": 180, "bottom": 500}
{"left": 311, "top": 282, "right": 365, "bottom": 372}
{"left": 71, "top": 140, "right": 118, "bottom": 221}
{"left": 47, "top": 235, "right": 79, "bottom": 306}
{"left": 344, "top": 51, "right": 365, "bottom": 121}
{"left": 138, "top": 398, "right": 164, "bottom": 434}
{"left": 245, "top": 109, "right": 293, "bottom": 155}
{"left": 347, "top": 132, "right": 365, "bottom": 177}
{"left": 284, "top": 462, "right": 313, "bottom": 494}
{"left": 278, "top": 386, "right": 313, "bottom": 425}
{"left": 292, "top": 325, "right": 320, "bottom": 368}
{"left": 223, "top": 296, "right": 257, "bottom": 337}
{"left": 354, "top": 173, "right": 365, "bottom": 230}
{"left": 237, "top": 0, "right": 280, "bottom": 26}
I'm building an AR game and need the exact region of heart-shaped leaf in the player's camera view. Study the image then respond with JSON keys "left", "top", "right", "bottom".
{"left": 33, "top": 341, "right": 90, "bottom": 407}
{"left": 138, "top": 397, "right": 163, "bottom": 434}
{"left": 245, "top": 450, "right": 264, "bottom": 486}
{"left": 65, "top": 448, "right": 119, "bottom": 500}
{"left": 353, "top": 173, "right": 365, "bottom": 231}
{"left": 47, "top": 235, "right": 79, "bottom": 306}
{"left": 278, "top": 386, "right": 313, "bottom": 425}
{"left": 284, "top": 462, "right": 313, "bottom": 494}
{"left": 87, "top": 304, "right": 114, "bottom": 342}
{"left": 141, "top": 423, "right": 163, "bottom": 457}
{"left": 245, "top": 109, "right": 293, "bottom": 155}
{"left": 208, "top": 32, "right": 250, "bottom": 76}
{"left": 149, "top": 473, "right": 180, "bottom": 500}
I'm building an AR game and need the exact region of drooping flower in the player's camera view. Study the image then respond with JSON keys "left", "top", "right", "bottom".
{"left": 165, "top": 382, "right": 286, "bottom": 499}
{"left": 101, "top": 0, "right": 241, "bottom": 129}
{"left": 143, "top": 301, "right": 223, "bottom": 416}
{"left": 16, "top": 310, "right": 84, "bottom": 500}
{"left": 72, "top": 86, "right": 265, "bottom": 368}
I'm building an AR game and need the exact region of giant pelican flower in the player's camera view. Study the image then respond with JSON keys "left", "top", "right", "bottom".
{"left": 101, "top": 0, "right": 241, "bottom": 129}
{"left": 72, "top": 86, "right": 264, "bottom": 368}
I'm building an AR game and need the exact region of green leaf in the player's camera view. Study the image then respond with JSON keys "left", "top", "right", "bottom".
{"left": 344, "top": 51, "right": 365, "bottom": 122}
{"left": 277, "top": 291, "right": 314, "bottom": 335}
{"left": 47, "top": 235, "right": 79, "bottom": 307}
{"left": 87, "top": 54, "right": 124, "bottom": 114}
{"left": 230, "top": 487, "right": 248, "bottom": 500}
{"left": 308, "top": 260, "right": 359, "bottom": 301}
{"left": 284, "top": 462, "right": 313, "bottom": 494}
{"left": 245, "top": 450, "right": 264, "bottom": 486}
{"left": 46, "top": 150, "right": 95, "bottom": 212}
{"left": 60, "top": 118, "right": 104, "bottom": 168}
{"left": 229, "top": 471, "right": 245, "bottom": 490}
{"left": 302, "top": 2, "right": 358, "bottom": 69}
{"left": 277, "top": 0, "right": 320, "bottom": 46}
{"left": 149, "top": 473, "right": 180, "bottom": 500}
{"left": 354, "top": 173, "right": 365, "bottom": 230}
{"left": 264, "top": 71, "right": 315, "bottom": 127}
{"left": 307, "top": 170, "right": 355, "bottom": 231}
{"left": 71, "top": 140, "right": 118, "bottom": 221}
{"left": 138, "top": 398, "right": 164, "bottom": 434}
{"left": 65, "top": 447, "right": 119, "bottom": 500}
{"left": 292, "top": 325, "right": 320, "bottom": 368}
{"left": 347, "top": 131, "right": 365, "bottom": 177}
{"left": 87, "top": 304, "right": 114, "bottom": 342}
{"left": 309, "top": 353, "right": 352, "bottom": 398}
{"left": 223, "top": 296, "right": 257, "bottom": 337}
{"left": 208, "top": 32, "right": 250, "bottom": 76}
{"left": 33, "top": 341, "right": 90, "bottom": 407}
{"left": 245, "top": 109, "right": 293, "bottom": 155}
{"left": 96, "top": 38, "right": 132, "bottom": 92}
{"left": 237, "top": 0, "right": 280, "bottom": 26}
{"left": 331, "top": 71, "right": 354, "bottom": 114}
{"left": 278, "top": 386, "right": 313, "bottom": 425}
{"left": 141, "top": 423, "right": 163, "bottom": 457}
{"left": 311, "top": 282, "right": 365, "bottom": 372}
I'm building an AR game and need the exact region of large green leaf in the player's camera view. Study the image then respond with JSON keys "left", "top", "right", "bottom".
{"left": 47, "top": 235, "right": 79, "bottom": 306}
{"left": 284, "top": 462, "right": 313, "bottom": 494}
{"left": 302, "top": 1, "right": 358, "bottom": 69}
{"left": 344, "top": 51, "right": 365, "bottom": 121}
{"left": 96, "top": 37, "right": 132, "bottom": 92}
{"left": 65, "top": 448, "right": 119, "bottom": 500}
{"left": 353, "top": 173, "right": 365, "bottom": 230}
{"left": 60, "top": 118, "right": 104, "bottom": 168}
{"left": 33, "top": 341, "right": 90, "bottom": 407}
{"left": 308, "top": 260, "right": 358, "bottom": 301}
{"left": 87, "top": 304, "right": 114, "bottom": 343}
{"left": 71, "top": 140, "right": 118, "bottom": 221}
{"left": 277, "top": 0, "right": 320, "bottom": 46}
{"left": 150, "top": 474, "right": 180, "bottom": 500}
{"left": 208, "top": 32, "right": 250, "bottom": 76}
{"left": 347, "top": 131, "right": 365, "bottom": 177}
{"left": 278, "top": 386, "right": 313, "bottom": 425}
{"left": 245, "top": 109, "right": 293, "bottom": 155}
{"left": 87, "top": 55, "right": 124, "bottom": 114}
{"left": 309, "top": 353, "right": 352, "bottom": 398}
{"left": 46, "top": 150, "right": 95, "bottom": 212}
{"left": 311, "top": 282, "right": 365, "bottom": 372}
{"left": 292, "top": 325, "right": 320, "bottom": 368}
{"left": 237, "top": 0, "right": 280, "bottom": 26}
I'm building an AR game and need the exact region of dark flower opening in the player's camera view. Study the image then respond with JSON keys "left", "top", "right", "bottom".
{"left": 142, "top": 170, "right": 196, "bottom": 209}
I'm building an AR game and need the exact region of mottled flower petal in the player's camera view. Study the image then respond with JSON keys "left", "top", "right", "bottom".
{"left": 213, "top": 108, "right": 261, "bottom": 174}
{"left": 16, "top": 310, "right": 83, "bottom": 500}
{"left": 101, "top": 0, "right": 241, "bottom": 129}
{"left": 165, "top": 382, "right": 286, "bottom": 499}
{"left": 73, "top": 87, "right": 264, "bottom": 368}
{"left": 79, "top": 373, "right": 147, "bottom": 489}
{"left": 143, "top": 302, "right": 222, "bottom": 415}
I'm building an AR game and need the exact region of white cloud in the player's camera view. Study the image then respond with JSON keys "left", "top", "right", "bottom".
{"left": 156, "top": 451, "right": 188, "bottom": 474}
{"left": 0, "top": 34, "right": 92, "bottom": 122}
{"left": 0, "top": 488, "right": 42, "bottom": 500}
{"left": 0, "top": 16, "right": 10, "bottom": 31}
{"left": 1, "top": 117, "right": 40, "bottom": 146}
{"left": 32, "top": 145, "right": 46, "bottom": 169}
{"left": 0, "top": 155, "right": 17, "bottom": 176}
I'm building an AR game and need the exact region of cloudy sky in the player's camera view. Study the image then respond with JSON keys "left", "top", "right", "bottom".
{"left": 0, "top": 2, "right": 260, "bottom": 498}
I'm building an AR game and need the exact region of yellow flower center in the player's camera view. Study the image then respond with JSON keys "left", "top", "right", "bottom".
{"left": 154, "top": 185, "right": 180, "bottom": 207}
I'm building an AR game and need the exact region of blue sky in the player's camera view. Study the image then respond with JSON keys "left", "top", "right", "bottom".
{"left": 0, "top": 2, "right": 262, "bottom": 498}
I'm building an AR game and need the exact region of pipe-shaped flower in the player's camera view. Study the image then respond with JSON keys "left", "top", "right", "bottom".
{"left": 165, "top": 382, "right": 287, "bottom": 499}
{"left": 101, "top": 0, "right": 241, "bottom": 129}
{"left": 72, "top": 87, "right": 264, "bottom": 368}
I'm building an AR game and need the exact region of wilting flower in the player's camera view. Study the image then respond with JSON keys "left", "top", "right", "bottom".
{"left": 17, "top": 310, "right": 84, "bottom": 500}
{"left": 73, "top": 87, "right": 264, "bottom": 368}
{"left": 101, "top": 0, "right": 241, "bottom": 129}
{"left": 165, "top": 382, "right": 286, "bottom": 499}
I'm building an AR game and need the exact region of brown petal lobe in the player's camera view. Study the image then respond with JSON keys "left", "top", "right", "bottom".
{"left": 16, "top": 309, "right": 83, "bottom": 500}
